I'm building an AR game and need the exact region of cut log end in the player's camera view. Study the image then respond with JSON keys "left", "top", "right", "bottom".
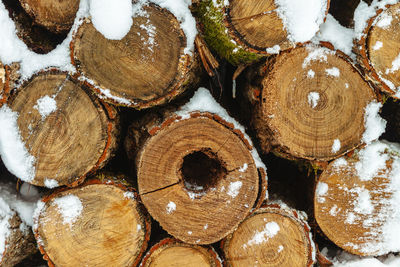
{"left": 72, "top": 4, "right": 199, "bottom": 108}
{"left": 136, "top": 113, "right": 260, "bottom": 244}
{"left": 34, "top": 177, "right": 151, "bottom": 267}
{"left": 245, "top": 44, "right": 376, "bottom": 161}
{"left": 19, "top": 0, "right": 79, "bottom": 33}
{"left": 8, "top": 71, "right": 118, "bottom": 187}
{"left": 140, "top": 238, "right": 222, "bottom": 267}
{"left": 361, "top": 2, "right": 400, "bottom": 97}
{"left": 314, "top": 141, "right": 400, "bottom": 256}
{"left": 223, "top": 205, "right": 315, "bottom": 267}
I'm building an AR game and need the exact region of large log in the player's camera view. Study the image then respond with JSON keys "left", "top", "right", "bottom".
{"left": 222, "top": 203, "right": 316, "bottom": 267}
{"left": 19, "top": 0, "right": 79, "bottom": 33}
{"left": 314, "top": 141, "right": 400, "bottom": 256}
{"left": 239, "top": 44, "right": 378, "bottom": 161}
{"left": 33, "top": 175, "right": 151, "bottom": 267}
{"left": 5, "top": 70, "right": 118, "bottom": 187}
{"left": 125, "top": 89, "right": 266, "bottom": 244}
{"left": 71, "top": 3, "right": 201, "bottom": 109}
{"left": 0, "top": 199, "right": 36, "bottom": 267}
{"left": 140, "top": 238, "right": 222, "bottom": 267}
{"left": 193, "top": 0, "right": 330, "bottom": 65}
{"left": 355, "top": 2, "right": 400, "bottom": 98}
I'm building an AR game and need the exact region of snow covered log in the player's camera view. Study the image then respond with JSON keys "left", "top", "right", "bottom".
{"left": 355, "top": 2, "right": 400, "bottom": 98}
{"left": 19, "top": 0, "right": 79, "bottom": 33}
{"left": 193, "top": 0, "right": 330, "bottom": 65}
{"left": 0, "top": 201, "right": 36, "bottom": 267}
{"left": 140, "top": 238, "right": 223, "bottom": 267}
{"left": 239, "top": 44, "right": 378, "bottom": 161}
{"left": 71, "top": 3, "right": 201, "bottom": 109}
{"left": 33, "top": 175, "right": 151, "bottom": 267}
{"left": 222, "top": 203, "right": 316, "bottom": 267}
{"left": 125, "top": 89, "right": 267, "bottom": 245}
{"left": 314, "top": 141, "right": 400, "bottom": 256}
{"left": 3, "top": 70, "right": 118, "bottom": 187}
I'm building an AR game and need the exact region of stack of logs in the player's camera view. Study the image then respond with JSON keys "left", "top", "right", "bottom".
{"left": 0, "top": 0, "right": 400, "bottom": 266}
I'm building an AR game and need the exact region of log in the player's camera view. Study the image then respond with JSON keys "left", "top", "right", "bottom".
{"left": 356, "top": 2, "right": 400, "bottom": 98}
{"left": 19, "top": 0, "right": 79, "bottom": 33}
{"left": 6, "top": 70, "right": 118, "bottom": 187}
{"left": 193, "top": 0, "right": 330, "bottom": 65}
{"left": 0, "top": 197, "right": 36, "bottom": 267}
{"left": 33, "top": 175, "right": 151, "bottom": 267}
{"left": 314, "top": 141, "right": 400, "bottom": 256}
{"left": 0, "top": 62, "right": 9, "bottom": 105}
{"left": 140, "top": 238, "right": 222, "bottom": 267}
{"left": 125, "top": 109, "right": 263, "bottom": 244}
{"left": 71, "top": 3, "right": 201, "bottom": 109}
{"left": 222, "top": 203, "right": 316, "bottom": 267}
{"left": 239, "top": 44, "right": 377, "bottom": 161}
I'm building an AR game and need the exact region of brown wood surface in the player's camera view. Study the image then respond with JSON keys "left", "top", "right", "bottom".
{"left": 34, "top": 176, "right": 151, "bottom": 267}
{"left": 71, "top": 3, "right": 200, "bottom": 109}
{"left": 241, "top": 44, "right": 377, "bottom": 161}
{"left": 8, "top": 71, "right": 118, "bottom": 187}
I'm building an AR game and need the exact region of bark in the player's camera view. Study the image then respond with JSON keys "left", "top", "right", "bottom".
{"left": 0, "top": 62, "right": 10, "bottom": 105}
{"left": 140, "top": 238, "right": 222, "bottom": 267}
{"left": 125, "top": 109, "right": 265, "bottom": 244}
{"left": 0, "top": 213, "right": 37, "bottom": 267}
{"left": 71, "top": 3, "right": 201, "bottom": 109}
{"left": 222, "top": 204, "right": 316, "bottom": 267}
{"left": 33, "top": 175, "right": 151, "bottom": 267}
{"left": 193, "top": 0, "right": 330, "bottom": 65}
{"left": 19, "top": 0, "right": 79, "bottom": 33}
{"left": 7, "top": 70, "right": 119, "bottom": 187}
{"left": 238, "top": 44, "right": 377, "bottom": 161}
{"left": 355, "top": 2, "right": 400, "bottom": 98}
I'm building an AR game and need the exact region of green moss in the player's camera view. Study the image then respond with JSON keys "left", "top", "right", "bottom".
{"left": 194, "top": 0, "right": 264, "bottom": 66}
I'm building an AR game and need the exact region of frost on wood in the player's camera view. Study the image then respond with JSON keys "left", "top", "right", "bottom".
{"left": 0, "top": 105, "right": 35, "bottom": 182}
{"left": 53, "top": 195, "right": 83, "bottom": 227}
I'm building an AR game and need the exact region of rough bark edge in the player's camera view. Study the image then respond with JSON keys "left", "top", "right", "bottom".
{"left": 0, "top": 214, "right": 37, "bottom": 267}
{"left": 139, "top": 238, "right": 223, "bottom": 267}
{"left": 221, "top": 203, "right": 316, "bottom": 267}
{"left": 241, "top": 42, "right": 379, "bottom": 163}
{"left": 355, "top": 4, "right": 397, "bottom": 98}
{"left": 8, "top": 68, "right": 119, "bottom": 187}
{"left": 0, "top": 64, "right": 11, "bottom": 106}
{"left": 34, "top": 176, "right": 152, "bottom": 267}
{"left": 70, "top": 14, "right": 201, "bottom": 110}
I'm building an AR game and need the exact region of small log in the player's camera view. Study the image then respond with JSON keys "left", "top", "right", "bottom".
{"left": 193, "top": 0, "right": 330, "bottom": 65}
{"left": 314, "top": 141, "right": 400, "bottom": 256}
{"left": 19, "top": 0, "right": 79, "bottom": 33}
{"left": 33, "top": 175, "right": 151, "bottom": 267}
{"left": 239, "top": 44, "right": 377, "bottom": 161}
{"left": 71, "top": 3, "right": 201, "bottom": 109}
{"left": 356, "top": 2, "right": 400, "bottom": 98}
{"left": 0, "top": 200, "right": 36, "bottom": 267}
{"left": 140, "top": 238, "right": 222, "bottom": 267}
{"left": 126, "top": 111, "right": 262, "bottom": 244}
{"left": 7, "top": 70, "right": 118, "bottom": 187}
{"left": 222, "top": 204, "right": 316, "bottom": 267}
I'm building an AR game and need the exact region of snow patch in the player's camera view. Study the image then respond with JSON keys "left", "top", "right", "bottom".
{"left": 308, "top": 92, "right": 320, "bottom": 108}
{"left": 302, "top": 46, "right": 334, "bottom": 68}
{"left": 0, "top": 197, "right": 13, "bottom": 262}
{"left": 34, "top": 95, "right": 57, "bottom": 119}
{"left": 166, "top": 201, "right": 176, "bottom": 214}
{"left": 44, "top": 179, "right": 59, "bottom": 189}
{"left": 332, "top": 139, "right": 341, "bottom": 153}
{"left": 376, "top": 13, "right": 393, "bottom": 29}
{"left": 307, "top": 69, "right": 315, "bottom": 78}
{"left": 123, "top": 191, "right": 135, "bottom": 200}
{"left": 316, "top": 182, "right": 328, "bottom": 203}
{"left": 362, "top": 101, "right": 386, "bottom": 144}
{"left": 238, "top": 163, "right": 248, "bottom": 173}
{"left": 245, "top": 221, "right": 280, "bottom": 247}
{"left": 227, "top": 181, "right": 242, "bottom": 198}
{"left": 54, "top": 195, "right": 83, "bottom": 227}
{"left": 325, "top": 67, "right": 340, "bottom": 77}
{"left": 386, "top": 53, "right": 400, "bottom": 74}
{"left": 0, "top": 105, "right": 36, "bottom": 182}
{"left": 266, "top": 45, "right": 280, "bottom": 54}
{"left": 373, "top": 41, "right": 383, "bottom": 50}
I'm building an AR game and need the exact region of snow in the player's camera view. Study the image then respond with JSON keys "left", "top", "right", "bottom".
{"left": 123, "top": 191, "right": 135, "bottom": 199}
{"left": 332, "top": 139, "right": 341, "bottom": 153}
{"left": 353, "top": 187, "right": 373, "bottom": 215}
{"left": 373, "top": 41, "right": 383, "bottom": 50}
{"left": 355, "top": 142, "right": 389, "bottom": 181}
{"left": 307, "top": 69, "right": 315, "bottom": 78}
{"left": 137, "top": 224, "right": 142, "bottom": 231}
{"left": 44, "top": 179, "right": 59, "bottom": 189}
{"left": 245, "top": 221, "right": 280, "bottom": 247}
{"left": 175, "top": 88, "right": 267, "bottom": 170}
{"left": 266, "top": 45, "right": 280, "bottom": 54}
{"left": 376, "top": 13, "right": 393, "bottom": 29}
{"left": 227, "top": 181, "right": 242, "bottom": 198}
{"left": 302, "top": 45, "right": 333, "bottom": 68}
{"left": 166, "top": 201, "right": 176, "bottom": 214}
{"left": 316, "top": 182, "right": 328, "bottom": 203}
{"left": 0, "top": 105, "right": 36, "bottom": 182}
{"left": 278, "top": 245, "right": 284, "bottom": 253}
{"left": 0, "top": 197, "right": 13, "bottom": 263}
{"left": 308, "top": 92, "right": 319, "bottom": 109}
{"left": 275, "top": 0, "right": 327, "bottom": 43}
{"left": 325, "top": 67, "right": 340, "bottom": 77}
{"left": 330, "top": 205, "right": 340, "bottom": 216}
{"left": 386, "top": 53, "right": 400, "bottom": 74}
{"left": 89, "top": 0, "right": 133, "bottom": 40}
{"left": 53, "top": 195, "right": 83, "bottom": 227}
{"left": 34, "top": 95, "right": 57, "bottom": 119}
{"left": 362, "top": 101, "right": 387, "bottom": 144}
{"left": 238, "top": 163, "right": 248, "bottom": 173}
